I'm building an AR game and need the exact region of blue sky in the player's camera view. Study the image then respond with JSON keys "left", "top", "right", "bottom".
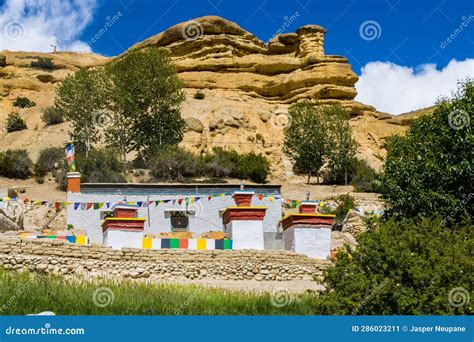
{"left": 84, "top": 0, "right": 474, "bottom": 72}
{"left": 0, "top": 0, "right": 473, "bottom": 113}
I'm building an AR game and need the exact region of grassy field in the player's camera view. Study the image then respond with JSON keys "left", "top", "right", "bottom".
{"left": 0, "top": 269, "right": 318, "bottom": 315}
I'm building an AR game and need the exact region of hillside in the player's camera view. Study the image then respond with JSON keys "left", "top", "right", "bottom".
{"left": 0, "top": 16, "right": 417, "bottom": 181}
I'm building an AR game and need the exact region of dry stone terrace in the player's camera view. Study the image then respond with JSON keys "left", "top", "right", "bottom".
{"left": 0, "top": 237, "right": 330, "bottom": 283}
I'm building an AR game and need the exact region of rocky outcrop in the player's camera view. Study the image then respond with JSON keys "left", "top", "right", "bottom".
{"left": 130, "top": 16, "right": 374, "bottom": 116}
{"left": 0, "top": 202, "right": 24, "bottom": 232}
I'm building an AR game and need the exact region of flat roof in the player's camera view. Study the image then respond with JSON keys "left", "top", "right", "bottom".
{"left": 80, "top": 183, "right": 281, "bottom": 195}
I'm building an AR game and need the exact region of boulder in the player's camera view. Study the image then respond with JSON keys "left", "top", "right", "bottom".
{"left": 184, "top": 117, "right": 204, "bottom": 133}
{"left": 0, "top": 202, "right": 24, "bottom": 232}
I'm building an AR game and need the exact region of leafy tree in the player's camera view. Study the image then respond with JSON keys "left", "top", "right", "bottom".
{"left": 326, "top": 105, "right": 358, "bottom": 185}
{"left": 104, "top": 48, "right": 185, "bottom": 158}
{"left": 284, "top": 101, "right": 357, "bottom": 184}
{"left": 283, "top": 101, "right": 329, "bottom": 184}
{"left": 55, "top": 69, "right": 105, "bottom": 155}
{"left": 5, "top": 112, "right": 27, "bottom": 132}
{"left": 379, "top": 80, "right": 473, "bottom": 222}
{"left": 314, "top": 216, "right": 472, "bottom": 315}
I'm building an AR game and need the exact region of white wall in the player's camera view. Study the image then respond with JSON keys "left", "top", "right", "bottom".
{"left": 103, "top": 229, "right": 143, "bottom": 250}
{"left": 226, "top": 220, "right": 264, "bottom": 250}
{"left": 67, "top": 191, "right": 281, "bottom": 244}
{"left": 284, "top": 226, "right": 331, "bottom": 259}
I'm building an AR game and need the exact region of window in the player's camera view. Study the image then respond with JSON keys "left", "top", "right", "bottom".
{"left": 170, "top": 211, "right": 189, "bottom": 232}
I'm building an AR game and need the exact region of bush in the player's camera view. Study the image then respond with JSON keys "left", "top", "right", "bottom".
{"left": 13, "top": 96, "right": 35, "bottom": 108}
{"left": 34, "top": 147, "right": 64, "bottom": 177}
{"left": 5, "top": 112, "right": 27, "bottom": 132}
{"left": 148, "top": 146, "right": 204, "bottom": 182}
{"left": 235, "top": 152, "right": 270, "bottom": 183}
{"left": 0, "top": 149, "right": 33, "bottom": 179}
{"left": 193, "top": 91, "right": 205, "bottom": 100}
{"left": 321, "top": 194, "right": 356, "bottom": 223}
{"left": 31, "top": 57, "right": 54, "bottom": 70}
{"left": 314, "top": 216, "right": 472, "bottom": 314}
{"left": 350, "top": 159, "right": 378, "bottom": 192}
{"left": 379, "top": 80, "right": 473, "bottom": 221}
{"left": 56, "top": 149, "right": 126, "bottom": 190}
{"left": 146, "top": 146, "right": 270, "bottom": 183}
{"left": 41, "top": 106, "right": 64, "bottom": 126}
{"left": 203, "top": 147, "right": 269, "bottom": 183}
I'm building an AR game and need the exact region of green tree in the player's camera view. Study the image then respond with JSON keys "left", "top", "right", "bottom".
{"left": 105, "top": 48, "right": 185, "bottom": 158}
{"left": 283, "top": 101, "right": 329, "bottom": 184}
{"left": 55, "top": 69, "right": 105, "bottom": 155}
{"left": 379, "top": 80, "right": 473, "bottom": 221}
{"left": 314, "top": 216, "right": 472, "bottom": 315}
{"left": 326, "top": 105, "right": 358, "bottom": 185}
{"left": 283, "top": 102, "right": 357, "bottom": 184}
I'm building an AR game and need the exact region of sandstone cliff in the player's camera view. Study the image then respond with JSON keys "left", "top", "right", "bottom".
{"left": 0, "top": 16, "right": 412, "bottom": 182}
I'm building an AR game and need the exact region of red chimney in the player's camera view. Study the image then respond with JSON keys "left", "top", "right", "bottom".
{"left": 67, "top": 172, "right": 81, "bottom": 193}
{"left": 232, "top": 191, "right": 255, "bottom": 207}
{"left": 299, "top": 201, "right": 318, "bottom": 214}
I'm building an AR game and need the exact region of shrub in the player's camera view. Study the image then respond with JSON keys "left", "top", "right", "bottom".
{"left": 379, "top": 80, "right": 473, "bottom": 221}
{"left": 34, "top": 147, "right": 64, "bottom": 177}
{"left": 235, "top": 152, "right": 270, "bottom": 183}
{"left": 146, "top": 146, "right": 270, "bottom": 183}
{"left": 314, "top": 216, "right": 472, "bottom": 314}
{"left": 321, "top": 194, "right": 356, "bottom": 223}
{"left": 0, "top": 149, "right": 33, "bottom": 179}
{"left": 13, "top": 96, "right": 36, "bottom": 108}
{"left": 31, "top": 57, "right": 54, "bottom": 70}
{"left": 193, "top": 91, "right": 205, "bottom": 100}
{"left": 148, "top": 146, "right": 204, "bottom": 182}
{"left": 0, "top": 55, "right": 6, "bottom": 67}
{"left": 56, "top": 149, "right": 126, "bottom": 190}
{"left": 41, "top": 106, "right": 64, "bottom": 126}
{"left": 5, "top": 112, "right": 27, "bottom": 132}
{"left": 350, "top": 159, "right": 378, "bottom": 192}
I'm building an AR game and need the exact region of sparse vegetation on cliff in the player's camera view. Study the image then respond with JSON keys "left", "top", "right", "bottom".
{"left": 5, "top": 112, "right": 27, "bottom": 133}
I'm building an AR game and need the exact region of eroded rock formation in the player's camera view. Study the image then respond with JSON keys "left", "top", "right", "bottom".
{"left": 131, "top": 16, "right": 374, "bottom": 115}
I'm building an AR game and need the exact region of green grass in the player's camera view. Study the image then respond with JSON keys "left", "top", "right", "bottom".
{"left": 0, "top": 269, "right": 318, "bottom": 315}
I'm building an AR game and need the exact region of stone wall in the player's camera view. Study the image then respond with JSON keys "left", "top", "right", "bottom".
{"left": 0, "top": 237, "right": 329, "bottom": 282}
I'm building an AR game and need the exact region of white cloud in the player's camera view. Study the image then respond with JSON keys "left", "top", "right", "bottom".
{"left": 0, "top": 0, "right": 97, "bottom": 53}
{"left": 355, "top": 59, "right": 474, "bottom": 114}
